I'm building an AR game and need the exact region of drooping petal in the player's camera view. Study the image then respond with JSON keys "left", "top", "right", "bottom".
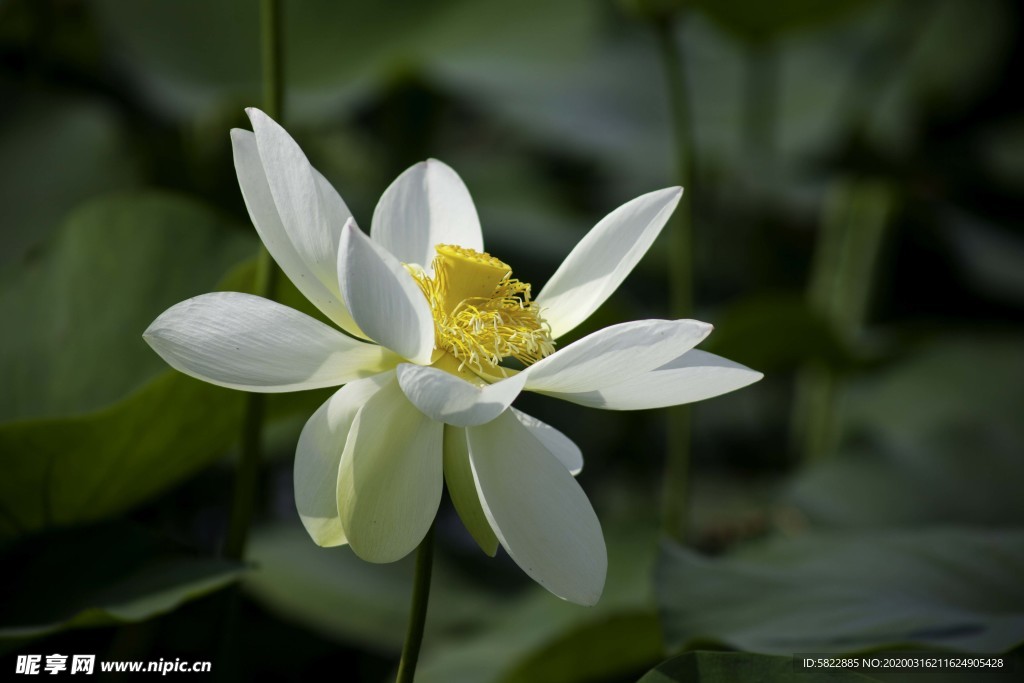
{"left": 294, "top": 374, "right": 392, "bottom": 546}
{"left": 512, "top": 409, "right": 583, "bottom": 475}
{"left": 337, "top": 376, "right": 443, "bottom": 562}
{"left": 143, "top": 292, "right": 398, "bottom": 392}
{"left": 537, "top": 187, "right": 683, "bottom": 339}
{"left": 396, "top": 363, "right": 527, "bottom": 427}
{"left": 551, "top": 349, "right": 763, "bottom": 410}
{"left": 236, "top": 112, "right": 364, "bottom": 337}
{"left": 523, "top": 319, "right": 711, "bottom": 395}
{"left": 370, "top": 159, "right": 484, "bottom": 269}
{"left": 467, "top": 410, "right": 606, "bottom": 605}
{"left": 338, "top": 220, "right": 435, "bottom": 364}
{"left": 443, "top": 425, "right": 499, "bottom": 556}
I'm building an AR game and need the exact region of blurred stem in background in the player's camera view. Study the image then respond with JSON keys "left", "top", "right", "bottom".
{"left": 834, "top": 0, "right": 929, "bottom": 141}
{"left": 791, "top": 180, "right": 896, "bottom": 462}
{"left": 743, "top": 41, "right": 778, "bottom": 172}
{"left": 790, "top": 0, "right": 920, "bottom": 465}
{"left": 223, "top": 0, "right": 283, "bottom": 562}
{"left": 652, "top": 12, "right": 695, "bottom": 543}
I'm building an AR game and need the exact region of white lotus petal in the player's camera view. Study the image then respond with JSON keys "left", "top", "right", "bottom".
{"left": 338, "top": 220, "right": 434, "bottom": 364}
{"left": 143, "top": 292, "right": 397, "bottom": 392}
{"left": 553, "top": 349, "right": 763, "bottom": 410}
{"left": 294, "top": 374, "right": 391, "bottom": 547}
{"left": 231, "top": 129, "right": 364, "bottom": 338}
{"left": 370, "top": 159, "right": 484, "bottom": 269}
{"left": 524, "top": 319, "right": 711, "bottom": 395}
{"left": 337, "top": 376, "right": 443, "bottom": 562}
{"left": 537, "top": 187, "right": 683, "bottom": 339}
{"left": 396, "top": 363, "right": 527, "bottom": 427}
{"left": 512, "top": 409, "right": 583, "bottom": 475}
{"left": 443, "top": 426, "right": 498, "bottom": 556}
{"left": 239, "top": 111, "right": 364, "bottom": 337}
{"left": 468, "top": 411, "right": 606, "bottom": 605}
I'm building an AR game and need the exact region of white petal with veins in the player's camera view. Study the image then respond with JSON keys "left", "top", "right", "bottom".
{"left": 512, "top": 409, "right": 583, "bottom": 475}
{"left": 337, "top": 376, "right": 444, "bottom": 562}
{"left": 232, "top": 129, "right": 362, "bottom": 335}
{"left": 143, "top": 292, "right": 397, "bottom": 392}
{"left": 537, "top": 187, "right": 682, "bottom": 339}
{"left": 552, "top": 349, "right": 763, "bottom": 410}
{"left": 396, "top": 363, "right": 527, "bottom": 427}
{"left": 338, "top": 220, "right": 435, "bottom": 365}
{"left": 295, "top": 373, "right": 392, "bottom": 546}
{"left": 371, "top": 159, "right": 484, "bottom": 269}
{"left": 524, "top": 319, "right": 711, "bottom": 395}
{"left": 468, "top": 411, "right": 606, "bottom": 605}
{"left": 241, "top": 110, "right": 366, "bottom": 337}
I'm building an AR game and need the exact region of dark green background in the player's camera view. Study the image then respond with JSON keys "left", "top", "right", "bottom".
{"left": 1, "top": 0, "right": 1022, "bottom": 680}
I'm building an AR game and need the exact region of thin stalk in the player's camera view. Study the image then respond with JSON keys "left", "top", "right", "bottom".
{"left": 223, "top": 0, "right": 283, "bottom": 561}
{"left": 652, "top": 15, "right": 695, "bottom": 543}
{"left": 395, "top": 524, "right": 436, "bottom": 683}
{"left": 742, "top": 41, "right": 778, "bottom": 172}
{"left": 260, "top": 0, "right": 284, "bottom": 122}
{"left": 791, "top": 180, "right": 895, "bottom": 462}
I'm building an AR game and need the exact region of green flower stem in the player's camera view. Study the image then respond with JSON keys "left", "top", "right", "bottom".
{"left": 792, "top": 180, "right": 895, "bottom": 462}
{"left": 742, "top": 41, "right": 778, "bottom": 171}
{"left": 224, "top": 0, "right": 283, "bottom": 561}
{"left": 260, "top": 0, "right": 284, "bottom": 123}
{"left": 652, "top": 14, "right": 695, "bottom": 543}
{"left": 395, "top": 524, "right": 436, "bottom": 683}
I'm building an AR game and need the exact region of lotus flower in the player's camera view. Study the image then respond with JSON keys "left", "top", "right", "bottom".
{"left": 144, "top": 108, "right": 761, "bottom": 605}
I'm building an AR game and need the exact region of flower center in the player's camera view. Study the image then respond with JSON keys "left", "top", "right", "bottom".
{"left": 407, "top": 244, "right": 555, "bottom": 375}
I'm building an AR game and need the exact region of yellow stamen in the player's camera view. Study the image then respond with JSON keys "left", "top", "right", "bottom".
{"left": 407, "top": 244, "right": 555, "bottom": 374}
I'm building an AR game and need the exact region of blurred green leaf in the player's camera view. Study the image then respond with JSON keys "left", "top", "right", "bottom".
{"left": 416, "top": 521, "right": 662, "bottom": 683}
{"left": 0, "top": 94, "right": 138, "bottom": 267}
{"left": 244, "top": 519, "right": 665, "bottom": 681}
{"left": 0, "top": 522, "right": 244, "bottom": 639}
{"left": 637, "top": 651, "right": 882, "bottom": 682}
{"left": 0, "top": 191, "right": 258, "bottom": 538}
{"left": 790, "top": 439, "right": 1024, "bottom": 529}
{"left": 434, "top": 25, "right": 672, "bottom": 193}
{"left": 0, "top": 191, "right": 254, "bottom": 422}
{"left": 868, "top": 0, "right": 1013, "bottom": 151}
{"left": 703, "top": 294, "right": 857, "bottom": 372}
{"left": 656, "top": 530, "right": 1024, "bottom": 654}
{"left": 244, "top": 521, "right": 502, "bottom": 652}
{"left": 790, "top": 336, "right": 1024, "bottom": 527}
{"left": 840, "top": 337, "right": 1024, "bottom": 443}
{"left": 93, "top": 0, "right": 598, "bottom": 122}
{"left": 501, "top": 612, "right": 662, "bottom": 683}
{"left": 92, "top": 0, "right": 259, "bottom": 116}
{"left": 941, "top": 211, "right": 1024, "bottom": 306}
{"left": 687, "top": 0, "right": 877, "bottom": 43}
{"left": 0, "top": 372, "right": 244, "bottom": 539}
{"left": 982, "top": 119, "right": 1024, "bottom": 192}
{"left": 898, "top": 0, "right": 1012, "bottom": 113}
